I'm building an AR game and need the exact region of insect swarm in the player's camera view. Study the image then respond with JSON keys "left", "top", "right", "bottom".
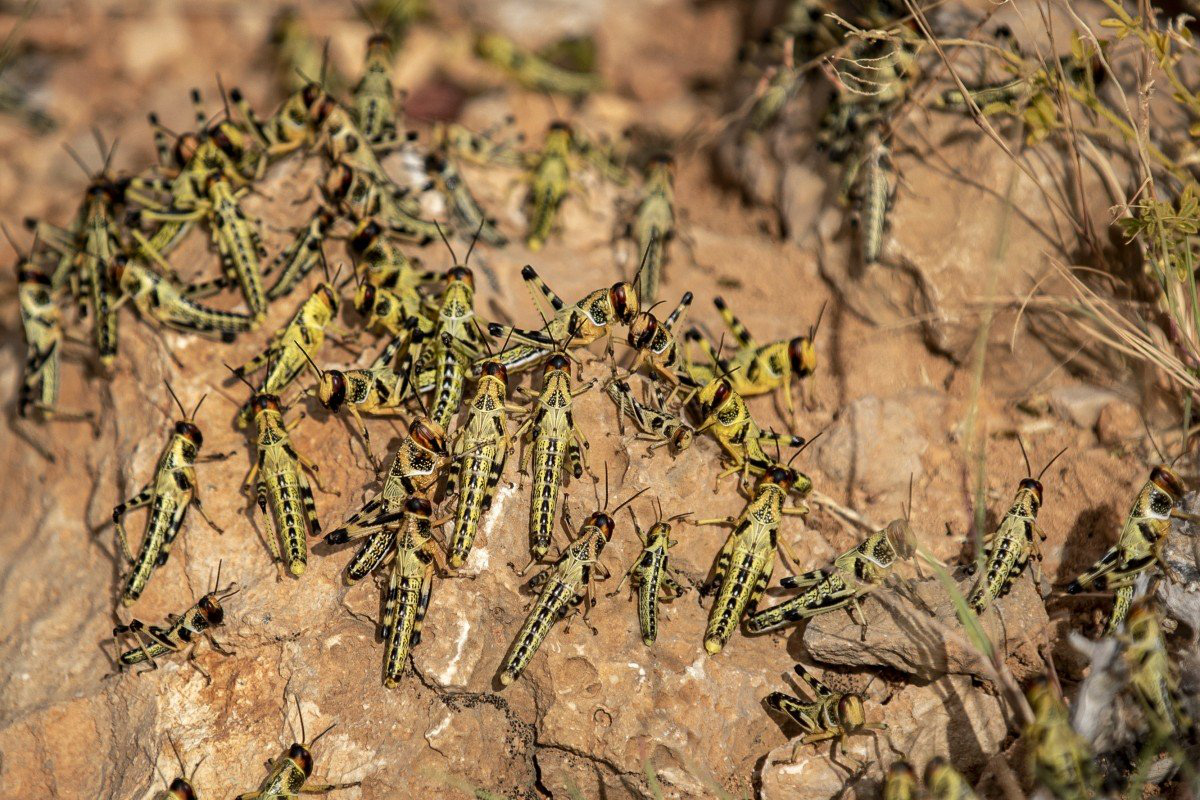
{"left": 107, "top": 383, "right": 224, "bottom": 606}
{"left": 113, "top": 561, "right": 238, "bottom": 682}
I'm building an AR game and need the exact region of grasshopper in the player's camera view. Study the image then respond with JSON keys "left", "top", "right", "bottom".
{"left": 746, "top": 516, "right": 917, "bottom": 634}
{"left": 303, "top": 333, "right": 409, "bottom": 463}
{"left": 114, "top": 561, "right": 237, "bottom": 680}
{"left": 446, "top": 352, "right": 521, "bottom": 569}
{"left": 608, "top": 502, "right": 689, "bottom": 645}
{"left": 475, "top": 32, "right": 602, "bottom": 96}
{"left": 379, "top": 495, "right": 450, "bottom": 687}
{"left": 513, "top": 349, "right": 595, "bottom": 562}
{"left": 747, "top": 37, "right": 802, "bottom": 132}
{"left": 1066, "top": 465, "right": 1190, "bottom": 634}
{"left": 630, "top": 155, "right": 677, "bottom": 304}
{"left": 924, "top": 757, "right": 981, "bottom": 800}
{"left": 764, "top": 664, "right": 886, "bottom": 762}
{"left": 9, "top": 227, "right": 85, "bottom": 422}
{"left": 605, "top": 377, "right": 693, "bottom": 454}
{"left": 325, "top": 414, "right": 448, "bottom": 583}
{"left": 966, "top": 443, "right": 1066, "bottom": 615}
{"left": 351, "top": 32, "right": 401, "bottom": 149}
{"left": 236, "top": 697, "right": 360, "bottom": 799}
{"left": 625, "top": 290, "right": 693, "bottom": 385}
{"left": 113, "top": 255, "right": 256, "bottom": 341}
{"left": 485, "top": 264, "right": 640, "bottom": 372}
{"left": 421, "top": 231, "right": 487, "bottom": 428}
{"left": 525, "top": 121, "right": 573, "bottom": 251}
{"left": 1024, "top": 676, "right": 1099, "bottom": 800}
{"left": 265, "top": 207, "right": 335, "bottom": 302}
{"left": 687, "top": 296, "right": 823, "bottom": 424}
{"left": 691, "top": 373, "right": 809, "bottom": 486}
{"left": 883, "top": 761, "right": 919, "bottom": 800}
{"left": 699, "top": 464, "right": 808, "bottom": 654}
{"left": 846, "top": 129, "right": 895, "bottom": 267}
{"left": 499, "top": 485, "right": 646, "bottom": 686}
{"left": 1123, "top": 601, "right": 1192, "bottom": 740}
{"left": 232, "top": 275, "right": 341, "bottom": 426}
{"left": 109, "top": 384, "right": 224, "bottom": 606}
{"left": 425, "top": 151, "right": 507, "bottom": 246}
{"left": 323, "top": 161, "right": 439, "bottom": 242}
{"left": 231, "top": 370, "right": 325, "bottom": 577}
{"left": 139, "top": 173, "right": 269, "bottom": 320}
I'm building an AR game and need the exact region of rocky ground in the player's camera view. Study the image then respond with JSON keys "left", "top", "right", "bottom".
{"left": 0, "top": 1, "right": 1192, "bottom": 799}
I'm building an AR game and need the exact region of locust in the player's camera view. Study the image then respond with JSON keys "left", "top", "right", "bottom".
{"left": 629, "top": 155, "right": 677, "bottom": 304}
{"left": 1123, "top": 601, "right": 1192, "bottom": 741}
{"left": 265, "top": 207, "right": 335, "bottom": 302}
{"left": 232, "top": 275, "right": 341, "bottom": 426}
{"left": 425, "top": 151, "right": 507, "bottom": 246}
{"left": 846, "top": 129, "right": 895, "bottom": 267}
{"left": 446, "top": 353, "right": 521, "bottom": 569}
{"left": 525, "top": 121, "right": 574, "bottom": 251}
{"left": 485, "top": 265, "right": 640, "bottom": 372}
{"left": 475, "top": 32, "right": 602, "bottom": 96}
{"left": 113, "top": 561, "right": 237, "bottom": 681}
{"left": 9, "top": 227, "right": 81, "bottom": 422}
{"left": 325, "top": 414, "right": 448, "bottom": 583}
{"left": 746, "top": 516, "right": 917, "bottom": 634}
{"left": 687, "top": 296, "right": 823, "bottom": 424}
{"left": 747, "top": 37, "right": 802, "bottom": 132}
{"left": 608, "top": 502, "right": 689, "bottom": 645}
{"left": 764, "top": 664, "right": 886, "bottom": 763}
{"left": 351, "top": 32, "right": 401, "bottom": 149}
{"left": 236, "top": 697, "right": 360, "bottom": 799}
{"left": 883, "top": 761, "right": 919, "bottom": 800}
{"left": 323, "top": 160, "right": 439, "bottom": 242}
{"left": 498, "top": 486, "right": 645, "bottom": 686}
{"left": 303, "top": 332, "right": 409, "bottom": 463}
{"left": 379, "top": 495, "right": 450, "bottom": 687}
{"left": 691, "top": 374, "right": 809, "bottom": 486}
{"left": 113, "top": 255, "right": 257, "bottom": 341}
{"left": 698, "top": 464, "right": 808, "bottom": 654}
{"left": 154, "top": 734, "right": 202, "bottom": 800}
{"left": 924, "top": 757, "right": 981, "bottom": 800}
{"left": 138, "top": 173, "right": 269, "bottom": 320}
{"left": 605, "top": 377, "right": 693, "bottom": 455}
{"left": 109, "top": 384, "right": 224, "bottom": 606}
{"left": 1024, "top": 676, "right": 1099, "bottom": 800}
{"left": 966, "top": 443, "right": 1066, "bottom": 615}
{"left": 1066, "top": 465, "right": 1190, "bottom": 634}
{"left": 513, "top": 350, "right": 595, "bottom": 562}
{"left": 231, "top": 370, "right": 325, "bottom": 577}
{"left": 625, "top": 290, "right": 693, "bottom": 386}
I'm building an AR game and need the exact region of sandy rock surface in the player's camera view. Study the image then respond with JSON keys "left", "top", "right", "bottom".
{"left": 0, "top": 2, "right": 1183, "bottom": 799}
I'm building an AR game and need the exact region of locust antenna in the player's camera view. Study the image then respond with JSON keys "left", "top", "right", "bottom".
{"left": 1036, "top": 447, "right": 1068, "bottom": 481}
{"left": 465, "top": 218, "right": 485, "bottom": 266}
{"left": 434, "top": 219, "right": 458, "bottom": 265}
{"left": 165, "top": 380, "right": 188, "bottom": 420}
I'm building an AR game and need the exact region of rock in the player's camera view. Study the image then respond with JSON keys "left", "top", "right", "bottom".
{"left": 1094, "top": 400, "right": 1141, "bottom": 447}
{"left": 759, "top": 675, "right": 1008, "bottom": 799}
{"left": 1047, "top": 386, "right": 1120, "bottom": 430}
{"left": 811, "top": 390, "right": 945, "bottom": 501}
{"left": 801, "top": 572, "right": 1050, "bottom": 683}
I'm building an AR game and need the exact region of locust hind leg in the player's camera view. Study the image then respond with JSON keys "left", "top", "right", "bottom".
{"left": 111, "top": 484, "right": 153, "bottom": 564}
